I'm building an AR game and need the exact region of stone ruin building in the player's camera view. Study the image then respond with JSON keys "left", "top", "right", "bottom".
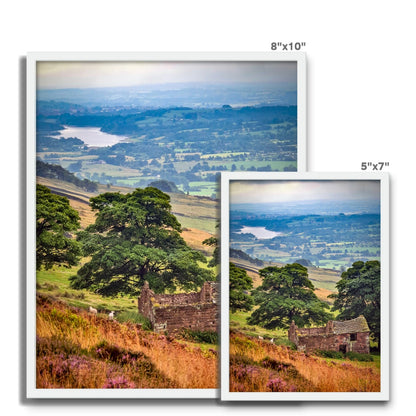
{"left": 288, "top": 315, "right": 370, "bottom": 354}
{"left": 138, "top": 281, "right": 219, "bottom": 334}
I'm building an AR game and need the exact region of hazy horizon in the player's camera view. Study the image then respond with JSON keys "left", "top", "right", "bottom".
{"left": 37, "top": 61, "right": 297, "bottom": 90}
{"left": 230, "top": 180, "right": 380, "bottom": 205}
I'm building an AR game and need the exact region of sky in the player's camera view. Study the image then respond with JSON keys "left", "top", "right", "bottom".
{"left": 36, "top": 61, "right": 297, "bottom": 90}
{"left": 229, "top": 180, "right": 380, "bottom": 205}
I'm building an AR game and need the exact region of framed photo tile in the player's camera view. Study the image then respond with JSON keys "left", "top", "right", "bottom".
{"left": 26, "top": 52, "right": 306, "bottom": 398}
{"left": 221, "top": 172, "right": 389, "bottom": 401}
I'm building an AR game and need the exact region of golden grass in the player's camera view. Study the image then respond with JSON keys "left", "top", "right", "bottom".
{"left": 36, "top": 296, "right": 217, "bottom": 389}
{"left": 180, "top": 228, "right": 214, "bottom": 253}
{"left": 314, "top": 287, "right": 334, "bottom": 303}
{"left": 229, "top": 331, "right": 380, "bottom": 392}
{"left": 36, "top": 176, "right": 217, "bottom": 239}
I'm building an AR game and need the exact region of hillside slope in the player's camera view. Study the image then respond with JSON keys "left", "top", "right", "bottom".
{"left": 229, "top": 330, "right": 380, "bottom": 392}
{"left": 230, "top": 257, "right": 340, "bottom": 301}
{"left": 36, "top": 176, "right": 217, "bottom": 253}
{"left": 36, "top": 294, "right": 217, "bottom": 389}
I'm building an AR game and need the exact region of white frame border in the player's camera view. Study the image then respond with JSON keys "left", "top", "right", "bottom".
{"left": 26, "top": 52, "right": 306, "bottom": 399}
{"left": 220, "top": 171, "right": 389, "bottom": 401}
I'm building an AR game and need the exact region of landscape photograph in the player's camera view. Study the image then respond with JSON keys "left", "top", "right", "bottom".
{"left": 28, "top": 54, "right": 303, "bottom": 396}
{"left": 221, "top": 173, "right": 388, "bottom": 399}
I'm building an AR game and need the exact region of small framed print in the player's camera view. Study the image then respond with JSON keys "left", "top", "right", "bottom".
{"left": 26, "top": 52, "right": 306, "bottom": 398}
{"left": 220, "top": 172, "right": 389, "bottom": 401}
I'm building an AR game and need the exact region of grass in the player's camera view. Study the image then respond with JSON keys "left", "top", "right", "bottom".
{"left": 37, "top": 175, "right": 218, "bottom": 237}
{"left": 230, "top": 310, "right": 292, "bottom": 347}
{"left": 37, "top": 266, "right": 139, "bottom": 313}
{"left": 229, "top": 331, "right": 380, "bottom": 392}
{"left": 36, "top": 257, "right": 219, "bottom": 389}
{"left": 180, "top": 228, "right": 215, "bottom": 254}
{"left": 115, "top": 310, "right": 152, "bottom": 330}
{"left": 230, "top": 257, "right": 340, "bottom": 301}
{"left": 36, "top": 295, "right": 217, "bottom": 388}
{"left": 180, "top": 328, "right": 219, "bottom": 345}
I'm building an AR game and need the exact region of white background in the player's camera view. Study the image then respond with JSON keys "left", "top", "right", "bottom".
{"left": 2, "top": 0, "right": 415, "bottom": 414}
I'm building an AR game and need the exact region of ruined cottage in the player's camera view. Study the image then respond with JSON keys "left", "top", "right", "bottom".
{"left": 138, "top": 281, "right": 219, "bottom": 333}
{"left": 288, "top": 315, "right": 370, "bottom": 354}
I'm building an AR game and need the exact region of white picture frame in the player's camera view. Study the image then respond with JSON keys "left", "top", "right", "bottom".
{"left": 26, "top": 52, "right": 306, "bottom": 399}
{"left": 220, "top": 171, "right": 389, "bottom": 401}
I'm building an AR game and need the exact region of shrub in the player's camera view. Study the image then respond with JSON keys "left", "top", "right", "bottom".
{"left": 41, "top": 282, "right": 59, "bottom": 291}
{"left": 261, "top": 357, "right": 291, "bottom": 371}
{"left": 180, "top": 329, "right": 218, "bottom": 344}
{"left": 345, "top": 351, "right": 374, "bottom": 362}
{"left": 37, "top": 335, "right": 86, "bottom": 357}
{"left": 266, "top": 377, "right": 297, "bottom": 392}
{"left": 116, "top": 310, "right": 152, "bottom": 330}
{"left": 93, "top": 341, "right": 158, "bottom": 378}
{"left": 102, "top": 376, "right": 135, "bottom": 389}
{"left": 315, "top": 350, "right": 345, "bottom": 359}
{"left": 93, "top": 340, "right": 145, "bottom": 363}
{"left": 61, "top": 291, "right": 85, "bottom": 299}
{"left": 315, "top": 349, "right": 374, "bottom": 362}
{"left": 231, "top": 335, "right": 257, "bottom": 351}
{"left": 230, "top": 354, "right": 257, "bottom": 367}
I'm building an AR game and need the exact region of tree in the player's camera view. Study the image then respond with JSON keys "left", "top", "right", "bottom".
{"left": 229, "top": 263, "right": 253, "bottom": 313}
{"left": 36, "top": 184, "right": 81, "bottom": 270}
{"left": 70, "top": 187, "right": 213, "bottom": 296}
{"left": 330, "top": 260, "right": 380, "bottom": 345}
{"left": 202, "top": 221, "right": 220, "bottom": 268}
{"left": 247, "top": 263, "right": 332, "bottom": 329}
{"left": 148, "top": 179, "right": 183, "bottom": 194}
{"left": 202, "top": 236, "right": 219, "bottom": 268}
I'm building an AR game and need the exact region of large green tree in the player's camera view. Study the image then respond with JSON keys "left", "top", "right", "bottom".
{"left": 330, "top": 260, "right": 381, "bottom": 345}
{"left": 247, "top": 263, "right": 332, "bottom": 329}
{"left": 229, "top": 262, "right": 254, "bottom": 313}
{"left": 36, "top": 184, "right": 81, "bottom": 270}
{"left": 70, "top": 187, "right": 213, "bottom": 296}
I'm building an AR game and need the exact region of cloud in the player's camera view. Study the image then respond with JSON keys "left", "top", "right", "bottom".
{"left": 230, "top": 180, "right": 380, "bottom": 204}
{"left": 37, "top": 61, "right": 297, "bottom": 90}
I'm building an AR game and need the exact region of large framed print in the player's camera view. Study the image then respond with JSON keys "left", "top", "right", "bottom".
{"left": 221, "top": 172, "right": 389, "bottom": 401}
{"left": 27, "top": 52, "right": 306, "bottom": 398}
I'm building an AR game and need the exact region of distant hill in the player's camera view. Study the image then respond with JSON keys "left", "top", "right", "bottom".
{"left": 37, "top": 161, "right": 98, "bottom": 192}
{"left": 230, "top": 248, "right": 263, "bottom": 267}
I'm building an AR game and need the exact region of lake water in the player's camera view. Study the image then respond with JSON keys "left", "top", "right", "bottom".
{"left": 57, "top": 126, "right": 127, "bottom": 147}
{"left": 236, "top": 226, "right": 282, "bottom": 239}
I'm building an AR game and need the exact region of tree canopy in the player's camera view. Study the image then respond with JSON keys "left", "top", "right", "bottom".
{"left": 202, "top": 236, "right": 219, "bottom": 268}
{"left": 36, "top": 184, "right": 81, "bottom": 270}
{"left": 147, "top": 179, "right": 183, "bottom": 194}
{"left": 247, "top": 263, "right": 332, "bottom": 329}
{"left": 330, "top": 260, "right": 381, "bottom": 345}
{"left": 229, "top": 263, "right": 254, "bottom": 313}
{"left": 70, "top": 187, "right": 213, "bottom": 296}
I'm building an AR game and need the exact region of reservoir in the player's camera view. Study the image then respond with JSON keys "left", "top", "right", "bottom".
{"left": 237, "top": 226, "right": 282, "bottom": 239}
{"left": 57, "top": 126, "right": 127, "bottom": 147}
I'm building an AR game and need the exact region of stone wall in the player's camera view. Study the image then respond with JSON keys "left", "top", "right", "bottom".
{"left": 288, "top": 318, "right": 370, "bottom": 354}
{"left": 152, "top": 303, "right": 218, "bottom": 333}
{"left": 138, "top": 281, "right": 219, "bottom": 334}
